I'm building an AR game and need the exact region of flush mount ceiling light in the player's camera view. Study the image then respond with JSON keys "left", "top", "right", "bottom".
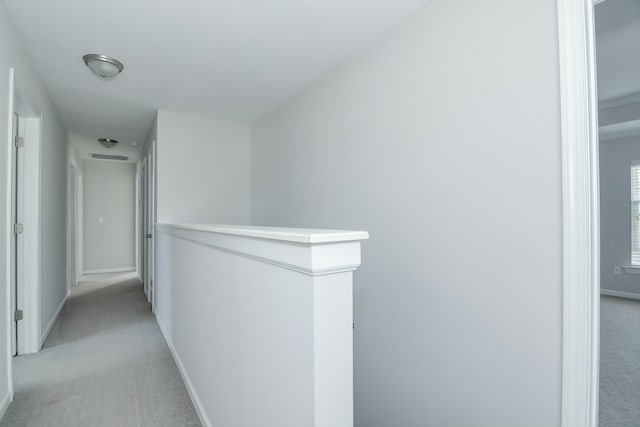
{"left": 83, "top": 54, "right": 124, "bottom": 80}
{"left": 98, "top": 138, "right": 119, "bottom": 149}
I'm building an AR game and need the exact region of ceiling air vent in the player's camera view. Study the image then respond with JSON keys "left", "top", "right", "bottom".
{"left": 91, "top": 153, "right": 128, "bottom": 161}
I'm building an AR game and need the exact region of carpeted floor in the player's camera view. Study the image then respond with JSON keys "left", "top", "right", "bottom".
{"left": 0, "top": 272, "right": 201, "bottom": 427}
{"left": 600, "top": 295, "right": 640, "bottom": 427}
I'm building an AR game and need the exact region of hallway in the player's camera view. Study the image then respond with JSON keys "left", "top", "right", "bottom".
{"left": 0, "top": 273, "right": 200, "bottom": 427}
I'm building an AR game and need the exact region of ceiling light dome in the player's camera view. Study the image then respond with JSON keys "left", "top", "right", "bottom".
{"left": 98, "top": 138, "right": 119, "bottom": 148}
{"left": 83, "top": 54, "right": 124, "bottom": 80}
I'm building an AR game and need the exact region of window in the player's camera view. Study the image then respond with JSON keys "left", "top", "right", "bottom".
{"left": 632, "top": 164, "right": 640, "bottom": 264}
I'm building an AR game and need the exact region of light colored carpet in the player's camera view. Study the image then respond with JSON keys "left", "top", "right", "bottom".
{"left": 599, "top": 295, "right": 640, "bottom": 427}
{"left": 0, "top": 272, "right": 201, "bottom": 427}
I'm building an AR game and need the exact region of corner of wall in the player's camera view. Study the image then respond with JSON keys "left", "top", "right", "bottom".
{"left": 0, "top": 387, "right": 11, "bottom": 421}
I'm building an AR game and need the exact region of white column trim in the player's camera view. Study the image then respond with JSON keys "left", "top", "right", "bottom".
{"left": 557, "top": 1, "right": 600, "bottom": 426}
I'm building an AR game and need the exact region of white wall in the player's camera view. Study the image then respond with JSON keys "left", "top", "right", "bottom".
{"left": 82, "top": 160, "right": 136, "bottom": 272}
{"left": 156, "top": 111, "right": 250, "bottom": 224}
{"left": 40, "top": 112, "right": 68, "bottom": 346}
{"left": 0, "top": 0, "right": 67, "bottom": 409}
{"left": 600, "top": 137, "right": 640, "bottom": 294}
{"left": 251, "top": 0, "right": 563, "bottom": 425}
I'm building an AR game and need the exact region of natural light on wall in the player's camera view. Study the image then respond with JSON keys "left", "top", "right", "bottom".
{"left": 632, "top": 163, "right": 640, "bottom": 265}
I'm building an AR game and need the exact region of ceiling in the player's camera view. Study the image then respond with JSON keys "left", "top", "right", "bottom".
{"left": 595, "top": 0, "right": 640, "bottom": 101}
{"left": 3, "top": 0, "right": 431, "bottom": 151}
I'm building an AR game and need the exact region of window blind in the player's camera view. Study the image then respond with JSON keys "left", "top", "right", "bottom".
{"left": 632, "top": 164, "right": 640, "bottom": 265}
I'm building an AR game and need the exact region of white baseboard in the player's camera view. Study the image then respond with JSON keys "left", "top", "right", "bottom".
{"left": 41, "top": 294, "right": 67, "bottom": 347}
{"left": 82, "top": 267, "right": 135, "bottom": 275}
{"left": 0, "top": 390, "right": 10, "bottom": 421}
{"left": 155, "top": 318, "right": 212, "bottom": 427}
{"left": 601, "top": 288, "right": 640, "bottom": 301}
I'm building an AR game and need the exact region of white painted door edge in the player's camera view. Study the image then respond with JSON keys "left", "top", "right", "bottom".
{"left": 557, "top": 1, "right": 600, "bottom": 427}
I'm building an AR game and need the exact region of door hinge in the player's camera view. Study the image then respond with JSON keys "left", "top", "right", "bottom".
{"left": 14, "top": 223, "right": 23, "bottom": 234}
{"left": 14, "top": 136, "right": 23, "bottom": 148}
{"left": 14, "top": 310, "right": 23, "bottom": 322}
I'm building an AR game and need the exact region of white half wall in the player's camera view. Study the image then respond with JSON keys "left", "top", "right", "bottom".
{"left": 156, "top": 111, "right": 250, "bottom": 224}
{"left": 0, "top": 0, "right": 67, "bottom": 404}
{"left": 82, "top": 160, "right": 136, "bottom": 272}
{"left": 250, "top": 0, "right": 563, "bottom": 425}
{"left": 155, "top": 224, "right": 367, "bottom": 427}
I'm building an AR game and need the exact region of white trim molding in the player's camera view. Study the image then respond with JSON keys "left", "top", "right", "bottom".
{"left": 557, "top": 1, "right": 600, "bottom": 427}
{"left": 600, "top": 289, "right": 640, "bottom": 300}
{"left": 156, "top": 223, "right": 368, "bottom": 276}
{"left": 82, "top": 267, "right": 136, "bottom": 275}
{"left": 156, "top": 320, "right": 213, "bottom": 427}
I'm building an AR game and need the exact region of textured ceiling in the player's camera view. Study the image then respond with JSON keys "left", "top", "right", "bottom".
{"left": 3, "top": 0, "right": 431, "bottom": 149}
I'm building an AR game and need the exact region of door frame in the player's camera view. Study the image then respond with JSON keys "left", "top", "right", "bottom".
{"left": 67, "top": 160, "right": 79, "bottom": 291}
{"left": 147, "top": 140, "right": 156, "bottom": 311}
{"left": 138, "top": 140, "right": 156, "bottom": 309}
{"left": 557, "top": 1, "right": 600, "bottom": 426}
{"left": 140, "top": 156, "right": 147, "bottom": 297}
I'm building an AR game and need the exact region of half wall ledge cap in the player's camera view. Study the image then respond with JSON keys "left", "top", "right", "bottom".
{"left": 156, "top": 223, "right": 369, "bottom": 244}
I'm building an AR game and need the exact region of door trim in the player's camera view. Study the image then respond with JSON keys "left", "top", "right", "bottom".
{"left": 140, "top": 157, "right": 147, "bottom": 298}
{"left": 557, "top": 1, "right": 600, "bottom": 426}
{"left": 149, "top": 140, "right": 156, "bottom": 311}
{"left": 67, "top": 160, "right": 78, "bottom": 291}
